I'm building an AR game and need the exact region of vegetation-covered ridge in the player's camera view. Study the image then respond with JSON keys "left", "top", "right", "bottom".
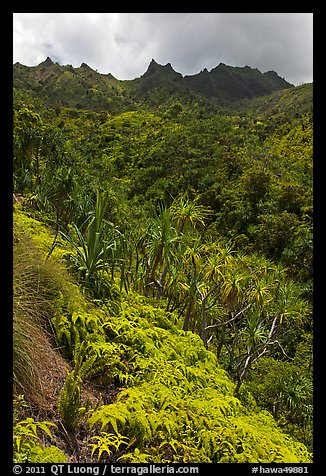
{"left": 13, "top": 57, "right": 294, "bottom": 113}
{"left": 13, "top": 208, "right": 311, "bottom": 463}
{"left": 13, "top": 60, "right": 313, "bottom": 463}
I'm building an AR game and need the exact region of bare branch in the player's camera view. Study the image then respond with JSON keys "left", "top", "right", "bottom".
{"left": 268, "top": 314, "right": 279, "bottom": 340}
{"left": 270, "top": 339, "right": 294, "bottom": 360}
{"left": 250, "top": 347, "right": 269, "bottom": 366}
{"left": 195, "top": 284, "right": 205, "bottom": 301}
{"left": 205, "top": 303, "right": 252, "bottom": 330}
{"left": 207, "top": 334, "right": 214, "bottom": 344}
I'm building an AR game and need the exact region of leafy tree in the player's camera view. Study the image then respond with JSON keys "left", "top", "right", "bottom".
{"left": 14, "top": 106, "right": 45, "bottom": 191}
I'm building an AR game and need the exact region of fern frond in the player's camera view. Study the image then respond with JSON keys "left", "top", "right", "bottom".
{"left": 89, "top": 432, "right": 129, "bottom": 461}
{"left": 88, "top": 402, "right": 130, "bottom": 434}
{"left": 57, "top": 369, "right": 82, "bottom": 431}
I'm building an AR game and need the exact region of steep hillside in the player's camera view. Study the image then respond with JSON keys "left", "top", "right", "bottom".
{"left": 13, "top": 207, "right": 312, "bottom": 463}
{"left": 183, "top": 63, "right": 292, "bottom": 100}
{"left": 13, "top": 57, "right": 137, "bottom": 114}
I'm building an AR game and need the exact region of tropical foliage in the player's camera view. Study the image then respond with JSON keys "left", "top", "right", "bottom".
{"left": 12, "top": 62, "right": 313, "bottom": 463}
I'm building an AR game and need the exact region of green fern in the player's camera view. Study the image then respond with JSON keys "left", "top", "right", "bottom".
{"left": 13, "top": 418, "right": 67, "bottom": 463}
{"left": 28, "top": 446, "right": 68, "bottom": 463}
{"left": 57, "top": 369, "right": 82, "bottom": 431}
{"left": 117, "top": 447, "right": 153, "bottom": 463}
{"left": 89, "top": 432, "right": 129, "bottom": 461}
{"left": 52, "top": 306, "right": 106, "bottom": 359}
{"left": 88, "top": 402, "right": 130, "bottom": 434}
{"left": 57, "top": 341, "right": 104, "bottom": 431}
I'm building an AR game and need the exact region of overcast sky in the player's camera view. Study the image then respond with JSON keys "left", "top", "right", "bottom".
{"left": 13, "top": 13, "right": 313, "bottom": 86}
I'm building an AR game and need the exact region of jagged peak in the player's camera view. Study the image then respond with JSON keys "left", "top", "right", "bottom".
{"left": 143, "top": 59, "right": 182, "bottom": 79}
{"left": 146, "top": 59, "right": 162, "bottom": 72}
{"left": 79, "top": 62, "right": 92, "bottom": 69}
{"left": 145, "top": 59, "right": 159, "bottom": 72}
{"left": 147, "top": 59, "right": 174, "bottom": 72}
{"left": 39, "top": 56, "right": 55, "bottom": 67}
{"left": 264, "top": 70, "right": 281, "bottom": 78}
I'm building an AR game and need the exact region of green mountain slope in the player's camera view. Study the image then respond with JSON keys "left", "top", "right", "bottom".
{"left": 12, "top": 58, "right": 313, "bottom": 464}
{"left": 13, "top": 57, "right": 137, "bottom": 114}
{"left": 183, "top": 62, "right": 292, "bottom": 100}
{"left": 13, "top": 57, "right": 293, "bottom": 113}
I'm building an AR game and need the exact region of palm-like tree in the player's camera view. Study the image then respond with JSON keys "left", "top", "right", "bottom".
{"left": 144, "top": 209, "right": 179, "bottom": 298}
{"left": 247, "top": 278, "right": 272, "bottom": 309}
{"left": 61, "top": 191, "right": 121, "bottom": 295}
{"left": 220, "top": 268, "right": 247, "bottom": 315}
{"left": 273, "top": 281, "right": 310, "bottom": 324}
{"left": 169, "top": 193, "right": 212, "bottom": 232}
{"left": 281, "top": 375, "right": 312, "bottom": 413}
{"left": 179, "top": 238, "right": 206, "bottom": 332}
{"left": 242, "top": 312, "right": 267, "bottom": 352}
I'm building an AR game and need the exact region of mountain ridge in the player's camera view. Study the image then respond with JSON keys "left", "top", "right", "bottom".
{"left": 13, "top": 57, "right": 294, "bottom": 110}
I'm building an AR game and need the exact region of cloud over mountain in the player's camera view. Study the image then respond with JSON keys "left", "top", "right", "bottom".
{"left": 13, "top": 13, "right": 313, "bottom": 85}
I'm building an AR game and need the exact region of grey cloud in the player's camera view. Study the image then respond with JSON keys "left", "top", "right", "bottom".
{"left": 13, "top": 13, "right": 313, "bottom": 85}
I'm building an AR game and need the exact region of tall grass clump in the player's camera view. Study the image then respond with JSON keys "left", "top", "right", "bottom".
{"left": 13, "top": 233, "right": 53, "bottom": 402}
{"left": 13, "top": 210, "right": 82, "bottom": 405}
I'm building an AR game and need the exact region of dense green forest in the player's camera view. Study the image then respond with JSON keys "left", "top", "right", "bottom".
{"left": 13, "top": 59, "right": 313, "bottom": 464}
